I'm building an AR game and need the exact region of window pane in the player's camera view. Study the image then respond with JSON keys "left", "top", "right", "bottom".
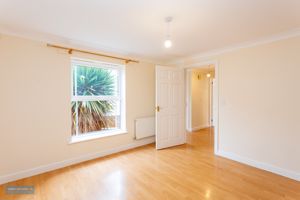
{"left": 71, "top": 101, "right": 77, "bottom": 136}
{"left": 71, "top": 100, "right": 120, "bottom": 135}
{"left": 73, "top": 65, "right": 119, "bottom": 96}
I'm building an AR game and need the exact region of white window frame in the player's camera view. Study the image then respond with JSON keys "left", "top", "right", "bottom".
{"left": 70, "top": 57, "right": 126, "bottom": 144}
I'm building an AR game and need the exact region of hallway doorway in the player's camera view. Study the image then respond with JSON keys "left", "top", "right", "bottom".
{"left": 185, "top": 62, "right": 218, "bottom": 154}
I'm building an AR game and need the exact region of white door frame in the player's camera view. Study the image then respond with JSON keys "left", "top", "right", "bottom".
{"left": 209, "top": 78, "right": 215, "bottom": 127}
{"left": 185, "top": 69, "right": 193, "bottom": 132}
{"left": 183, "top": 60, "right": 219, "bottom": 154}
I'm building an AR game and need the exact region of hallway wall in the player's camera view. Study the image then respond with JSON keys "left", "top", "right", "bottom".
{"left": 190, "top": 69, "right": 213, "bottom": 130}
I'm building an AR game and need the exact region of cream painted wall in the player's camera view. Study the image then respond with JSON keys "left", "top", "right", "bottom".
{"left": 191, "top": 71, "right": 210, "bottom": 129}
{"left": 185, "top": 36, "right": 300, "bottom": 176}
{"left": 0, "top": 34, "right": 155, "bottom": 177}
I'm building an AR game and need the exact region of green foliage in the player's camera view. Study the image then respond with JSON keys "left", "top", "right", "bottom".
{"left": 74, "top": 66, "right": 115, "bottom": 96}
{"left": 72, "top": 66, "right": 116, "bottom": 135}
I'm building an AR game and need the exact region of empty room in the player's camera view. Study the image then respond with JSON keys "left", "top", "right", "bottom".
{"left": 0, "top": 0, "right": 299, "bottom": 199}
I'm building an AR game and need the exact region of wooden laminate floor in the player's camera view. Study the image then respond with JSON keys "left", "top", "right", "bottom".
{"left": 1, "top": 128, "right": 299, "bottom": 200}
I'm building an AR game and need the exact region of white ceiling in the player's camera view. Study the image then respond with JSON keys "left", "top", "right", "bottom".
{"left": 0, "top": 0, "right": 299, "bottom": 63}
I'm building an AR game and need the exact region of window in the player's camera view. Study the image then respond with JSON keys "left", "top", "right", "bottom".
{"left": 71, "top": 58, "right": 126, "bottom": 142}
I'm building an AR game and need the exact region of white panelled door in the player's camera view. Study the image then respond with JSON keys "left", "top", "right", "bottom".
{"left": 155, "top": 65, "right": 185, "bottom": 149}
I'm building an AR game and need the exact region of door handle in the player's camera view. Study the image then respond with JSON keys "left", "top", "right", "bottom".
{"left": 156, "top": 106, "right": 160, "bottom": 112}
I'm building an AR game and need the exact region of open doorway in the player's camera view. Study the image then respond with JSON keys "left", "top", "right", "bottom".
{"left": 186, "top": 66, "right": 215, "bottom": 131}
{"left": 184, "top": 62, "right": 219, "bottom": 154}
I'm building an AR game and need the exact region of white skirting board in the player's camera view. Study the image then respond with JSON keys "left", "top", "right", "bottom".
{"left": 191, "top": 124, "right": 210, "bottom": 132}
{"left": 216, "top": 150, "right": 300, "bottom": 182}
{"left": 135, "top": 116, "right": 155, "bottom": 139}
{"left": 186, "top": 124, "right": 210, "bottom": 132}
{"left": 0, "top": 137, "right": 155, "bottom": 185}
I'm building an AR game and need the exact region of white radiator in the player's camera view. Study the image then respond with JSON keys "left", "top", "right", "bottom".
{"left": 135, "top": 116, "right": 155, "bottom": 139}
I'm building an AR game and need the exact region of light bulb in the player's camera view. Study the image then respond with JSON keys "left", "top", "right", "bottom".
{"left": 164, "top": 39, "right": 172, "bottom": 48}
{"left": 206, "top": 73, "right": 211, "bottom": 78}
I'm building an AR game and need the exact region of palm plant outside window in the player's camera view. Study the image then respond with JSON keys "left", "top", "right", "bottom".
{"left": 71, "top": 58, "right": 125, "bottom": 137}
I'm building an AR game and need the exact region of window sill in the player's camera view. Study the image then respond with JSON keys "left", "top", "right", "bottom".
{"left": 69, "top": 129, "right": 128, "bottom": 144}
